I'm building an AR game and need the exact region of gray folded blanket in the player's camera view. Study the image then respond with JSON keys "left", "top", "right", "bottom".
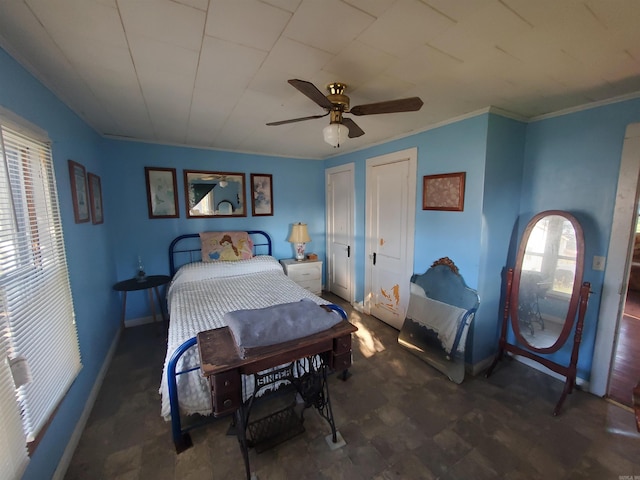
{"left": 224, "top": 298, "right": 342, "bottom": 358}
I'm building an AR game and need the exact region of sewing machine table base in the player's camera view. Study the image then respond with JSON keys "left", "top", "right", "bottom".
{"left": 197, "top": 320, "right": 357, "bottom": 480}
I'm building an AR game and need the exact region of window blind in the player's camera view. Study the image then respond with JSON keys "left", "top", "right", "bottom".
{"left": 0, "top": 121, "right": 81, "bottom": 474}
{"left": 0, "top": 311, "right": 28, "bottom": 480}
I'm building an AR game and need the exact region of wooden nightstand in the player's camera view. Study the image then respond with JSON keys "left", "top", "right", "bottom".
{"left": 280, "top": 258, "right": 322, "bottom": 295}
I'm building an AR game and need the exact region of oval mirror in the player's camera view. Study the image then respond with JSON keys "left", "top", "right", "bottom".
{"left": 511, "top": 211, "right": 584, "bottom": 353}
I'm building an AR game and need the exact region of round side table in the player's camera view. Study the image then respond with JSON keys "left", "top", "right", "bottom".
{"left": 113, "top": 275, "right": 171, "bottom": 328}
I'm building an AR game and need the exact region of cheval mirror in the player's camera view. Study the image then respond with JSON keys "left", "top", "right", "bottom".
{"left": 486, "top": 210, "right": 591, "bottom": 415}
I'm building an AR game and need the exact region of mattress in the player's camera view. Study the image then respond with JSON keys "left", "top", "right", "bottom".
{"left": 159, "top": 255, "right": 326, "bottom": 419}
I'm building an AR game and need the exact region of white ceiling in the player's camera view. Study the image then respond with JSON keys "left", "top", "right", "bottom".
{"left": 1, "top": 0, "right": 640, "bottom": 159}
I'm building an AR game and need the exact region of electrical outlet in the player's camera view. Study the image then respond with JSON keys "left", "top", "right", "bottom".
{"left": 592, "top": 256, "right": 606, "bottom": 271}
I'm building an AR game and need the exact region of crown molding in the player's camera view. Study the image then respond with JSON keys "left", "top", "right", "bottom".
{"left": 530, "top": 91, "right": 640, "bottom": 122}
{"left": 102, "top": 134, "right": 322, "bottom": 161}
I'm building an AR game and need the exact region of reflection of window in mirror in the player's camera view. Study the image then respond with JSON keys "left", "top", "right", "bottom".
{"left": 190, "top": 184, "right": 216, "bottom": 215}
{"left": 184, "top": 170, "right": 246, "bottom": 218}
{"left": 518, "top": 215, "right": 579, "bottom": 349}
{"left": 554, "top": 219, "right": 577, "bottom": 294}
{"left": 522, "top": 216, "right": 576, "bottom": 296}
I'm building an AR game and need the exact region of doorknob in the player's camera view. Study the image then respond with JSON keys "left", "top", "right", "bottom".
{"left": 347, "top": 245, "right": 350, "bottom": 257}
{"left": 373, "top": 252, "right": 376, "bottom": 265}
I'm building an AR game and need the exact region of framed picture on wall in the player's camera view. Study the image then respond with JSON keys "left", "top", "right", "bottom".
{"left": 423, "top": 172, "right": 466, "bottom": 211}
{"left": 88, "top": 173, "right": 104, "bottom": 224}
{"left": 145, "top": 167, "right": 179, "bottom": 218}
{"left": 251, "top": 173, "right": 273, "bottom": 216}
{"left": 68, "top": 159, "right": 90, "bottom": 223}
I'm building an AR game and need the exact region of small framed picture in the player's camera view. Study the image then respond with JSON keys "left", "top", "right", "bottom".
{"left": 251, "top": 173, "right": 273, "bottom": 216}
{"left": 423, "top": 172, "right": 466, "bottom": 211}
{"left": 88, "top": 173, "right": 104, "bottom": 224}
{"left": 145, "top": 167, "right": 179, "bottom": 218}
{"left": 68, "top": 160, "right": 90, "bottom": 223}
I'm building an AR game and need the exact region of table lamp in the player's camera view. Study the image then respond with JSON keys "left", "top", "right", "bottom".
{"left": 288, "top": 222, "right": 311, "bottom": 261}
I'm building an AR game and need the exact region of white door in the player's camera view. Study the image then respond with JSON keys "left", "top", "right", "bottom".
{"left": 365, "top": 148, "right": 417, "bottom": 329}
{"left": 591, "top": 123, "right": 640, "bottom": 396}
{"left": 326, "top": 164, "right": 354, "bottom": 302}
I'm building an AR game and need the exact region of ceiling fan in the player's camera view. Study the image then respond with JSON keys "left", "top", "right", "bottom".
{"left": 266, "top": 79, "right": 424, "bottom": 147}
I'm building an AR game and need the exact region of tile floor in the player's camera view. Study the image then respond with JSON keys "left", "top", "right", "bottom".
{"left": 65, "top": 294, "right": 640, "bottom": 479}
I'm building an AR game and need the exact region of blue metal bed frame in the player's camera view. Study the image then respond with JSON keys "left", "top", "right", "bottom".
{"left": 166, "top": 231, "right": 347, "bottom": 452}
{"left": 168, "top": 230, "right": 273, "bottom": 276}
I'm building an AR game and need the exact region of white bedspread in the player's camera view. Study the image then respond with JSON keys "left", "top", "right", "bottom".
{"left": 160, "top": 256, "right": 326, "bottom": 419}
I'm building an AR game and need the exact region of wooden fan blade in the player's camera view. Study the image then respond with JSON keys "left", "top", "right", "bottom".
{"left": 266, "top": 112, "right": 329, "bottom": 126}
{"left": 349, "top": 97, "right": 423, "bottom": 116}
{"left": 342, "top": 118, "right": 365, "bottom": 138}
{"left": 288, "top": 79, "right": 334, "bottom": 109}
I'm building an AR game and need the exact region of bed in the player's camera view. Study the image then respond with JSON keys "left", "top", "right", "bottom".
{"left": 160, "top": 230, "right": 348, "bottom": 452}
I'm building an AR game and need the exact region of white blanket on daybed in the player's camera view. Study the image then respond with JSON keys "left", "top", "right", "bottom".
{"left": 406, "top": 283, "right": 468, "bottom": 354}
{"left": 159, "top": 255, "right": 326, "bottom": 419}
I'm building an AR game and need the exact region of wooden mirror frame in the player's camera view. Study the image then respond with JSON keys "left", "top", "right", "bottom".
{"left": 486, "top": 210, "right": 591, "bottom": 415}
{"left": 511, "top": 210, "right": 585, "bottom": 354}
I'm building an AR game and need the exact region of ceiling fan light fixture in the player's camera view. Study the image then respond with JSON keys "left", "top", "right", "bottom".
{"left": 267, "top": 79, "right": 424, "bottom": 146}
{"left": 323, "top": 123, "right": 347, "bottom": 148}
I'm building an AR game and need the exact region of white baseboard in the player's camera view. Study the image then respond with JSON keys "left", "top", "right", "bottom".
{"left": 513, "top": 354, "right": 589, "bottom": 389}
{"left": 52, "top": 325, "right": 122, "bottom": 480}
{"left": 469, "top": 353, "right": 588, "bottom": 389}
{"left": 352, "top": 301, "right": 365, "bottom": 313}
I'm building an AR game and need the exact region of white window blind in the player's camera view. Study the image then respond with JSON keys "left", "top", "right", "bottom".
{"left": 0, "top": 330, "right": 28, "bottom": 480}
{"left": 0, "top": 120, "right": 81, "bottom": 476}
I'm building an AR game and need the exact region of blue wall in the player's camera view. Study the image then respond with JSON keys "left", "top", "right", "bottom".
{"left": 326, "top": 113, "right": 528, "bottom": 366}
{"left": 102, "top": 141, "right": 325, "bottom": 317}
{"left": 326, "top": 115, "right": 491, "bottom": 302}
{"left": 474, "top": 114, "right": 526, "bottom": 363}
{"left": 520, "top": 98, "right": 640, "bottom": 379}
{"left": 0, "top": 48, "right": 120, "bottom": 479}
{"left": 4, "top": 38, "right": 640, "bottom": 478}
{"left": 1, "top": 46, "right": 327, "bottom": 478}
{"left": 326, "top": 101, "right": 640, "bottom": 378}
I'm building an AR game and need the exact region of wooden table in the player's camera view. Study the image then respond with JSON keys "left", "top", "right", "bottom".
{"left": 197, "top": 319, "right": 357, "bottom": 479}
